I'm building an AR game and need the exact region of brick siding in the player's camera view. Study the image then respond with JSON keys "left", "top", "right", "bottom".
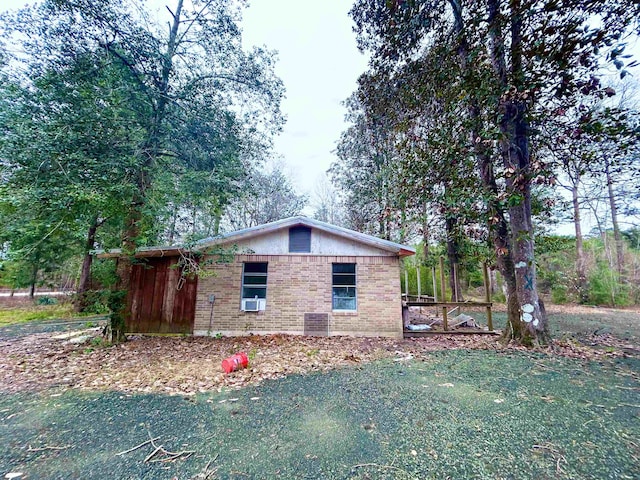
{"left": 193, "top": 255, "right": 403, "bottom": 338}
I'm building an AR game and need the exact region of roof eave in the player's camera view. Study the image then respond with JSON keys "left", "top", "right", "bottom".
{"left": 93, "top": 247, "right": 184, "bottom": 259}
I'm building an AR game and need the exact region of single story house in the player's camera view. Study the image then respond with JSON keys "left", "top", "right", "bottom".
{"left": 99, "top": 216, "right": 415, "bottom": 338}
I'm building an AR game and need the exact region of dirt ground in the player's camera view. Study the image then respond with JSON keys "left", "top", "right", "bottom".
{"left": 1, "top": 319, "right": 636, "bottom": 396}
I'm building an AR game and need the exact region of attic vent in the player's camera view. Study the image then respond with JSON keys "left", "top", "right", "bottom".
{"left": 289, "top": 226, "right": 311, "bottom": 253}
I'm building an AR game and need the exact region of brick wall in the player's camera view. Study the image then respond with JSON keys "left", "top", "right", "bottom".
{"left": 193, "top": 255, "right": 403, "bottom": 338}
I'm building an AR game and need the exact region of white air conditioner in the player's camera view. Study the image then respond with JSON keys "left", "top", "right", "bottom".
{"left": 242, "top": 298, "right": 265, "bottom": 311}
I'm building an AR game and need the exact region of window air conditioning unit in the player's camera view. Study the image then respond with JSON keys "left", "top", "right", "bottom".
{"left": 242, "top": 298, "right": 264, "bottom": 311}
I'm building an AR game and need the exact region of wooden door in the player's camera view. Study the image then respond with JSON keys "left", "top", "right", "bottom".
{"left": 126, "top": 257, "right": 197, "bottom": 334}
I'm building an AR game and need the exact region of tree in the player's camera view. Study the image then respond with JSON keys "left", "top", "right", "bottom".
{"left": 222, "top": 164, "right": 307, "bottom": 231}
{"left": 349, "top": 0, "right": 639, "bottom": 345}
{"left": 331, "top": 93, "right": 409, "bottom": 240}
{"left": 0, "top": 188, "right": 80, "bottom": 297}
{"left": 0, "top": 52, "right": 137, "bottom": 301}
{"left": 311, "top": 174, "right": 345, "bottom": 226}
{"left": 1, "top": 0, "right": 284, "bottom": 340}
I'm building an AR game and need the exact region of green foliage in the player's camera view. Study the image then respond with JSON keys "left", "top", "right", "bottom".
{"left": 107, "top": 289, "right": 127, "bottom": 342}
{"left": 533, "top": 233, "right": 639, "bottom": 306}
{"left": 0, "top": 261, "right": 33, "bottom": 290}
{"left": 340, "top": 0, "right": 640, "bottom": 343}
{"left": 588, "top": 261, "right": 630, "bottom": 307}
{"left": 89, "top": 259, "right": 118, "bottom": 289}
{"left": 403, "top": 232, "right": 640, "bottom": 307}
{"left": 535, "top": 235, "right": 576, "bottom": 303}
{"left": 551, "top": 284, "right": 569, "bottom": 304}
{"left": 622, "top": 228, "right": 640, "bottom": 250}
{"left": 0, "top": 0, "right": 285, "bottom": 296}
{"left": 74, "top": 289, "right": 112, "bottom": 314}
{"left": 401, "top": 261, "right": 438, "bottom": 298}
{"left": 90, "top": 336, "right": 110, "bottom": 348}
{"left": 36, "top": 296, "right": 58, "bottom": 306}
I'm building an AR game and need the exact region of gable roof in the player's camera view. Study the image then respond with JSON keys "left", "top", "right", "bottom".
{"left": 196, "top": 216, "right": 415, "bottom": 257}
{"left": 96, "top": 216, "right": 415, "bottom": 258}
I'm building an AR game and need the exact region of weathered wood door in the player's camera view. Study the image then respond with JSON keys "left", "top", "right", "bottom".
{"left": 126, "top": 256, "right": 197, "bottom": 334}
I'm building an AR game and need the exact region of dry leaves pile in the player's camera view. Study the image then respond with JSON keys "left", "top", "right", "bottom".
{"left": 0, "top": 329, "right": 636, "bottom": 395}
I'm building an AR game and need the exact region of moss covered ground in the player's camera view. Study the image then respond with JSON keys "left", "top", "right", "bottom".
{"left": 1, "top": 349, "right": 638, "bottom": 480}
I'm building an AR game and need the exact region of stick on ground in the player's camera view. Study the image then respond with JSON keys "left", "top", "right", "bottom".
{"left": 27, "top": 445, "right": 71, "bottom": 452}
{"left": 144, "top": 445, "right": 164, "bottom": 463}
{"left": 115, "top": 437, "right": 160, "bottom": 456}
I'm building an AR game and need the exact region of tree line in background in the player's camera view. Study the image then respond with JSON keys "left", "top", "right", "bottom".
{"left": 1, "top": 1, "right": 639, "bottom": 346}
{"left": 330, "top": 0, "right": 640, "bottom": 345}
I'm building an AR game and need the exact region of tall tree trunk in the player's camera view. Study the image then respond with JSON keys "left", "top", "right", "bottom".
{"left": 491, "top": 0, "right": 550, "bottom": 345}
{"left": 29, "top": 260, "right": 37, "bottom": 299}
{"left": 212, "top": 209, "right": 221, "bottom": 236}
{"left": 449, "top": 0, "right": 520, "bottom": 328}
{"left": 477, "top": 144, "right": 520, "bottom": 335}
{"left": 76, "top": 216, "right": 99, "bottom": 312}
{"left": 168, "top": 203, "right": 178, "bottom": 244}
{"left": 399, "top": 206, "right": 407, "bottom": 244}
{"left": 110, "top": 0, "right": 185, "bottom": 342}
{"left": 445, "top": 215, "right": 464, "bottom": 301}
{"left": 421, "top": 206, "right": 430, "bottom": 266}
{"left": 572, "top": 184, "right": 588, "bottom": 303}
{"left": 111, "top": 200, "right": 143, "bottom": 343}
{"left": 605, "top": 158, "right": 624, "bottom": 279}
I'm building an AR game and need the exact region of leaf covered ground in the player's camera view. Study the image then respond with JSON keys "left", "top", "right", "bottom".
{"left": 1, "top": 323, "right": 635, "bottom": 396}
{"left": 0, "top": 311, "right": 638, "bottom": 479}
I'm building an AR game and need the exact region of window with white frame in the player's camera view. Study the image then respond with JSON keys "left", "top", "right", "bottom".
{"left": 332, "top": 263, "right": 356, "bottom": 311}
{"left": 241, "top": 262, "right": 267, "bottom": 311}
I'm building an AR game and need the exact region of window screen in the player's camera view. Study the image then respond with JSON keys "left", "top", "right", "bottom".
{"left": 332, "top": 263, "right": 356, "bottom": 310}
{"left": 289, "top": 226, "right": 311, "bottom": 253}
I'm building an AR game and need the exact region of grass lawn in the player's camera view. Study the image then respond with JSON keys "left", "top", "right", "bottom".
{"left": 0, "top": 303, "right": 108, "bottom": 340}
{"left": 0, "top": 306, "right": 638, "bottom": 479}
{"left": 2, "top": 352, "right": 639, "bottom": 479}
{"left": 0, "top": 304, "right": 79, "bottom": 327}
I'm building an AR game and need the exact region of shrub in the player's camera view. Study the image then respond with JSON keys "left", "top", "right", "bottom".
{"left": 551, "top": 285, "right": 569, "bottom": 304}
{"left": 37, "top": 296, "right": 58, "bottom": 305}
{"left": 588, "top": 262, "right": 630, "bottom": 307}
{"left": 74, "top": 289, "right": 111, "bottom": 314}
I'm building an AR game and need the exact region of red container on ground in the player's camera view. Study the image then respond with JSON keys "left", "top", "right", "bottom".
{"left": 222, "top": 352, "right": 249, "bottom": 374}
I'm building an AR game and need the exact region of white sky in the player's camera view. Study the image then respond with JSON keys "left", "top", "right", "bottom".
{"left": 241, "top": 1, "right": 367, "bottom": 196}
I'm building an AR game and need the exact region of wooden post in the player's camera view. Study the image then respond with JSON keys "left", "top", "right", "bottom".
{"left": 432, "top": 266, "right": 438, "bottom": 317}
{"left": 482, "top": 262, "right": 493, "bottom": 331}
{"left": 416, "top": 265, "right": 421, "bottom": 301}
{"left": 439, "top": 256, "right": 448, "bottom": 331}
{"left": 404, "top": 269, "right": 409, "bottom": 298}
{"left": 452, "top": 263, "right": 459, "bottom": 302}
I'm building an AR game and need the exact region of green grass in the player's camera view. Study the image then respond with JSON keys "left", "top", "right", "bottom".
{"left": 0, "top": 304, "right": 79, "bottom": 326}
{"left": 1, "top": 351, "right": 638, "bottom": 480}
